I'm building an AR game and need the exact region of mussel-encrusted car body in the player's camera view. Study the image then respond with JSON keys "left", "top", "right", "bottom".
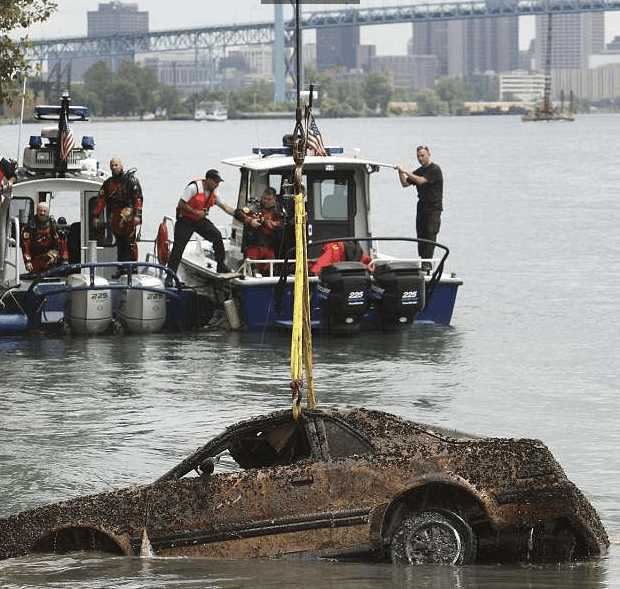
{"left": 0, "top": 408, "right": 608, "bottom": 565}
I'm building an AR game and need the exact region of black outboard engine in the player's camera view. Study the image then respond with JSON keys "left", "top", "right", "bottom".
{"left": 372, "top": 260, "right": 426, "bottom": 328}
{"left": 318, "top": 261, "right": 371, "bottom": 335}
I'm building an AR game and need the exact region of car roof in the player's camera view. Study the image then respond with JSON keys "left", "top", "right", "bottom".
{"left": 227, "top": 406, "right": 483, "bottom": 446}
{"left": 154, "top": 407, "right": 486, "bottom": 484}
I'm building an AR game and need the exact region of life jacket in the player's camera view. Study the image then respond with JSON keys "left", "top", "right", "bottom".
{"left": 310, "top": 241, "right": 371, "bottom": 275}
{"left": 179, "top": 178, "right": 217, "bottom": 223}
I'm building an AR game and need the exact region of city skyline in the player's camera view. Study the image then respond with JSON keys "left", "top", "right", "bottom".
{"left": 26, "top": 0, "right": 620, "bottom": 55}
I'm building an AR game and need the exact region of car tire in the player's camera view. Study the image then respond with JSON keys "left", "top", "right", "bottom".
{"left": 390, "top": 509, "right": 477, "bottom": 565}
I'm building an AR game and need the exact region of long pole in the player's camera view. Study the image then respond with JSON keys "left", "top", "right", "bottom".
{"left": 16, "top": 77, "right": 27, "bottom": 165}
{"left": 543, "top": 12, "right": 552, "bottom": 113}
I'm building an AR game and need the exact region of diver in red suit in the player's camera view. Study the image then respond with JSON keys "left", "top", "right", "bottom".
{"left": 235, "top": 187, "right": 284, "bottom": 273}
{"left": 92, "top": 158, "right": 143, "bottom": 263}
{"left": 21, "top": 202, "right": 68, "bottom": 273}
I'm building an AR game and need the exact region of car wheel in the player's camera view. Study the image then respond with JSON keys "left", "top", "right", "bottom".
{"left": 390, "top": 510, "right": 477, "bottom": 565}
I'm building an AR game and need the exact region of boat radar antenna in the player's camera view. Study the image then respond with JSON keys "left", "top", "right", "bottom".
{"left": 289, "top": 0, "right": 316, "bottom": 420}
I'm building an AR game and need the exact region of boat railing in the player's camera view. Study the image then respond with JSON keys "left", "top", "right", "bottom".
{"left": 2, "top": 216, "right": 21, "bottom": 287}
{"left": 26, "top": 261, "right": 186, "bottom": 301}
{"left": 239, "top": 253, "right": 444, "bottom": 280}
{"left": 241, "top": 258, "right": 283, "bottom": 278}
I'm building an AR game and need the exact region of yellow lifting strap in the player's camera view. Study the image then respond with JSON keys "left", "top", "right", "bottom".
{"left": 290, "top": 193, "right": 315, "bottom": 420}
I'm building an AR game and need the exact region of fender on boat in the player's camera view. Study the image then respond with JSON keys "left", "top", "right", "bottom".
{"left": 156, "top": 221, "right": 170, "bottom": 266}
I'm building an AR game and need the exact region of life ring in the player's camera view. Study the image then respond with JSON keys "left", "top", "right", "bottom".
{"left": 156, "top": 221, "right": 170, "bottom": 265}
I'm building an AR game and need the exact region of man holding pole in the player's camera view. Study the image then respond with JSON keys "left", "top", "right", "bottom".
{"left": 397, "top": 145, "right": 443, "bottom": 269}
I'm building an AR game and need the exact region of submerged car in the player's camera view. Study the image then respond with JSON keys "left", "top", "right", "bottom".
{"left": 0, "top": 408, "right": 608, "bottom": 565}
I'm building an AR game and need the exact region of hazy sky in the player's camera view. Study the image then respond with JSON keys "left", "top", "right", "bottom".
{"left": 27, "top": 1, "right": 620, "bottom": 53}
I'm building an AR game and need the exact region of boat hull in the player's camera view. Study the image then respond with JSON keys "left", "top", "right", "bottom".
{"left": 0, "top": 265, "right": 213, "bottom": 336}
{"left": 214, "top": 274, "right": 461, "bottom": 332}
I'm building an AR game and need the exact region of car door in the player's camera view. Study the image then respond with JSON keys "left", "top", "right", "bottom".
{"left": 147, "top": 415, "right": 355, "bottom": 559}
{"left": 314, "top": 414, "right": 384, "bottom": 557}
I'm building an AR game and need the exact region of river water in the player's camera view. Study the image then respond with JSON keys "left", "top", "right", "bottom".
{"left": 0, "top": 114, "right": 619, "bottom": 588}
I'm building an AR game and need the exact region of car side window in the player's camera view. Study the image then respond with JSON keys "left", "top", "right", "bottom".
{"left": 322, "top": 418, "right": 373, "bottom": 459}
{"left": 227, "top": 420, "right": 312, "bottom": 469}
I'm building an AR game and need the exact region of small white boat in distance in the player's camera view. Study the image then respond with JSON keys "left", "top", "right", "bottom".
{"left": 195, "top": 102, "right": 228, "bottom": 122}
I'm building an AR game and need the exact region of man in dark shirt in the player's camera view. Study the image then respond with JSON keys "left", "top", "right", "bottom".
{"left": 397, "top": 145, "right": 443, "bottom": 267}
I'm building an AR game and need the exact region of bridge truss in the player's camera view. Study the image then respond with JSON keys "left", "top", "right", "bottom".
{"left": 26, "top": 0, "right": 620, "bottom": 63}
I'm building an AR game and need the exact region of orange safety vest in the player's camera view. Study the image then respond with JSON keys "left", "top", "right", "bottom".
{"left": 179, "top": 178, "right": 217, "bottom": 223}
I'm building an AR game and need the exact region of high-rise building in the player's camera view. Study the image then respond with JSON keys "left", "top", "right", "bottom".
{"left": 317, "top": 25, "right": 360, "bottom": 71}
{"left": 87, "top": 2, "right": 149, "bottom": 37}
{"left": 412, "top": 9, "right": 518, "bottom": 79}
{"left": 369, "top": 54, "right": 438, "bottom": 91}
{"left": 357, "top": 45, "right": 376, "bottom": 72}
{"left": 465, "top": 15, "right": 519, "bottom": 74}
{"left": 411, "top": 22, "right": 449, "bottom": 76}
{"left": 74, "top": 2, "right": 150, "bottom": 76}
{"left": 535, "top": 13, "right": 604, "bottom": 70}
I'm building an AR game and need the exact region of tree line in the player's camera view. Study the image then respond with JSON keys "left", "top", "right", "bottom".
{"left": 0, "top": 0, "right": 57, "bottom": 106}
{"left": 68, "top": 62, "right": 489, "bottom": 119}
{"left": 70, "top": 61, "right": 183, "bottom": 118}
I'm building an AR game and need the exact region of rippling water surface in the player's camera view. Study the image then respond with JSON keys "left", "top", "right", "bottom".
{"left": 1, "top": 114, "right": 619, "bottom": 587}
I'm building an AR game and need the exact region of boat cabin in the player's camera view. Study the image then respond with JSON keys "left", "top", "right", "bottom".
{"left": 223, "top": 147, "right": 379, "bottom": 269}
{"left": 0, "top": 125, "right": 111, "bottom": 290}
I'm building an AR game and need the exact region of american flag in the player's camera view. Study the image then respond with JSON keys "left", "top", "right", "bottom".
{"left": 307, "top": 113, "right": 327, "bottom": 157}
{"left": 58, "top": 109, "right": 75, "bottom": 162}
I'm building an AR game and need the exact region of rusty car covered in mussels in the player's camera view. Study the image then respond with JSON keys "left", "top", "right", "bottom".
{"left": 0, "top": 408, "right": 608, "bottom": 565}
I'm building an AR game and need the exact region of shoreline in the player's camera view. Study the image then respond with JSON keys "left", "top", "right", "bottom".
{"left": 1, "top": 110, "right": 616, "bottom": 126}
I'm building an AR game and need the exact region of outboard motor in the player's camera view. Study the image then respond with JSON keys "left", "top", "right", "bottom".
{"left": 66, "top": 274, "right": 112, "bottom": 335}
{"left": 318, "top": 261, "right": 370, "bottom": 335}
{"left": 372, "top": 260, "right": 426, "bottom": 328}
{"left": 117, "top": 274, "right": 167, "bottom": 334}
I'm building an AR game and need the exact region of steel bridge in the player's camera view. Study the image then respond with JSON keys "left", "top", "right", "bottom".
{"left": 302, "top": 0, "right": 620, "bottom": 28}
{"left": 26, "top": 0, "right": 620, "bottom": 62}
{"left": 26, "top": 22, "right": 275, "bottom": 63}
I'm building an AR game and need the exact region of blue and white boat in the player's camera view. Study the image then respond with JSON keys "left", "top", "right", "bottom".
{"left": 174, "top": 142, "right": 462, "bottom": 334}
{"left": 0, "top": 95, "right": 210, "bottom": 336}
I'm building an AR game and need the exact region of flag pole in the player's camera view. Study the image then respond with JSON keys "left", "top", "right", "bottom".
{"left": 56, "top": 92, "right": 71, "bottom": 178}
